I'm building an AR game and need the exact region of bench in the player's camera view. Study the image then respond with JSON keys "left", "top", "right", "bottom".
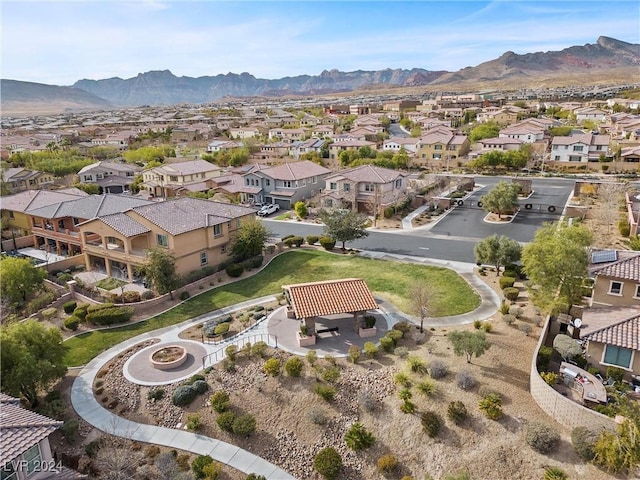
{"left": 316, "top": 326, "right": 339, "bottom": 335}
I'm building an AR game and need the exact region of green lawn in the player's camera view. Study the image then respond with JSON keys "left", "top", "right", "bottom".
{"left": 62, "top": 249, "right": 480, "bottom": 367}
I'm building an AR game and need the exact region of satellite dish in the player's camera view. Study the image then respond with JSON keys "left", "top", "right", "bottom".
{"left": 573, "top": 318, "right": 582, "bottom": 328}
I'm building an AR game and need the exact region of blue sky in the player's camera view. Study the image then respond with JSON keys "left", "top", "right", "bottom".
{"left": 2, "top": 1, "right": 638, "bottom": 86}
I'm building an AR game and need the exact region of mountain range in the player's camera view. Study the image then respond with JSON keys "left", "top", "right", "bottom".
{"left": 2, "top": 36, "right": 638, "bottom": 115}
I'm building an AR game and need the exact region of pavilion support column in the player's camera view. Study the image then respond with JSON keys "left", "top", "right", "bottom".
{"left": 304, "top": 317, "right": 316, "bottom": 336}
{"left": 353, "top": 312, "right": 360, "bottom": 333}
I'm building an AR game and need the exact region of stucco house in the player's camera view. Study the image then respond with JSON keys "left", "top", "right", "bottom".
{"left": 77, "top": 161, "right": 141, "bottom": 194}
{"left": 590, "top": 251, "right": 640, "bottom": 308}
{"left": 141, "top": 159, "right": 222, "bottom": 198}
{"left": 2, "top": 168, "right": 54, "bottom": 193}
{"left": 328, "top": 139, "right": 377, "bottom": 160}
{"left": 78, "top": 197, "right": 257, "bottom": 281}
{"left": 550, "top": 134, "right": 610, "bottom": 163}
{"left": 415, "top": 131, "right": 470, "bottom": 167}
{"left": 321, "top": 164, "right": 407, "bottom": 215}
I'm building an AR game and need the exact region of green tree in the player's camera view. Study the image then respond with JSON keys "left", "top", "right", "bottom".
{"left": 552, "top": 334, "right": 583, "bottom": 361}
{"left": 521, "top": 223, "right": 593, "bottom": 313}
{"left": 448, "top": 330, "right": 491, "bottom": 363}
{"left": 0, "top": 256, "right": 47, "bottom": 305}
{"left": 230, "top": 219, "right": 271, "bottom": 261}
{"left": 294, "top": 201, "right": 308, "bottom": 219}
{"left": 138, "top": 248, "right": 181, "bottom": 300}
{"left": 469, "top": 121, "right": 500, "bottom": 142}
{"left": 481, "top": 181, "right": 520, "bottom": 219}
{"left": 0, "top": 320, "right": 67, "bottom": 406}
{"left": 593, "top": 403, "right": 640, "bottom": 474}
{"left": 318, "top": 208, "right": 369, "bottom": 250}
{"left": 73, "top": 182, "right": 100, "bottom": 194}
{"left": 474, "top": 234, "right": 521, "bottom": 276}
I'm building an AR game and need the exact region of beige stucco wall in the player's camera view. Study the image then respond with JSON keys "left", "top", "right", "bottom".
{"left": 592, "top": 275, "right": 640, "bottom": 307}
{"left": 586, "top": 341, "right": 640, "bottom": 378}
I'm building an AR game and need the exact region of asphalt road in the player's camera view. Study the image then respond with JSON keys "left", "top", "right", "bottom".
{"left": 263, "top": 176, "right": 576, "bottom": 264}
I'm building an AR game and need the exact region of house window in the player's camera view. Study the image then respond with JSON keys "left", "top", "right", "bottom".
{"left": 213, "top": 224, "right": 222, "bottom": 237}
{"left": 343, "top": 183, "right": 350, "bottom": 193}
{"left": 634, "top": 284, "right": 640, "bottom": 299}
{"left": 156, "top": 234, "right": 168, "bottom": 247}
{"left": 364, "top": 183, "right": 375, "bottom": 192}
{"left": 395, "top": 178, "right": 402, "bottom": 189}
{"left": 573, "top": 145, "right": 584, "bottom": 152}
{"left": 312, "top": 176, "right": 317, "bottom": 184}
{"left": 283, "top": 181, "right": 293, "bottom": 188}
{"left": 554, "top": 156, "right": 561, "bottom": 161}
{"left": 58, "top": 219, "right": 65, "bottom": 229}
{"left": 434, "top": 145, "right": 442, "bottom": 150}
{"left": 245, "top": 178, "right": 250, "bottom": 186}
{"left": 221, "top": 244, "right": 227, "bottom": 254}
{"left": 603, "top": 345, "right": 633, "bottom": 369}
{"left": 23, "top": 444, "right": 42, "bottom": 475}
{"left": 200, "top": 251, "right": 208, "bottom": 266}
{"left": 609, "top": 281, "right": 623, "bottom": 295}
{"left": 73, "top": 217, "right": 80, "bottom": 226}
{"left": 568, "top": 156, "right": 582, "bottom": 162}
{"left": 169, "top": 176, "right": 178, "bottom": 182}
{"left": 266, "top": 179, "right": 271, "bottom": 186}
{"left": 330, "top": 182, "right": 337, "bottom": 190}
{"left": 236, "top": 218, "right": 241, "bottom": 227}
{"left": 8, "top": 211, "right": 14, "bottom": 219}
{"left": 227, "top": 221, "right": 231, "bottom": 229}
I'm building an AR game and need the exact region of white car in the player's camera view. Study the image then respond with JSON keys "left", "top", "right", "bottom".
{"left": 256, "top": 203, "right": 280, "bottom": 216}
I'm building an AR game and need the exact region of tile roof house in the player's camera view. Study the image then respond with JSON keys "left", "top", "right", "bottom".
{"left": 77, "top": 161, "right": 142, "bottom": 194}
{"left": 328, "top": 139, "right": 377, "bottom": 161}
{"left": 78, "top": 197, "right": 258, "bottom": 281}
{"left": 141, "top": 159, "right": 222, "bottom": 198}
{"left": 382, "top": 137, "right": 421, "bottom": 155}
{"left": 2, "top": 168, "right": 55, "bottom": 194}
{"left": 550, "top": 133, "right": 610, "bottom": 163}
{"left": 321, "top": 164, "right": 407, "bottom": 215}
{"left": 476, "top": 137, "right": 524, "bottom": 152}
{"left": 590, "top": 251, "right": 640, "bottom": 308}
{"left": 1, "top": 393, "right": 85, "bottom": 479}
{"left": 415, "top": 131, "right": 471, "bottom": 168}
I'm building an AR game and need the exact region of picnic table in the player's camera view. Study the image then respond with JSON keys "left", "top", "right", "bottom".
{"left": 560, "top": 362, "right": 608, "bottom": 404}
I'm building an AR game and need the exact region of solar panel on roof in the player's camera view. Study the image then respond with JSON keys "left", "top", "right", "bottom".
{"left": 592, "top": 250, "right": 617, "bottom": 264}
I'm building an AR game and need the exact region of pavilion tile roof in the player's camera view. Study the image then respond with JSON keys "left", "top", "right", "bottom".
{"left": 283, "top": 278, "right": 378, "bottom": 319}
{"left": 591, "top": 253, "right": 640, "bottom": 281}
{"left": 0, "top": 396, "right": 62, "bottom": 467}
{"left": 581, "top": 309, "right": 640, "bottom": 350}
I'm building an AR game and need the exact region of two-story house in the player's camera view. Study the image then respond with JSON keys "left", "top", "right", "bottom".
{"left": 382, "top": 137, "right": 421, "bottom": 155}
{"left": 78, "top": 197, "right": 257, "bottom": 281}
{"left": 328, "top": 139, "right": 377, "bottom": 161}
{"left": 76, "top": 161, "right": 142, "bottom": 194}
{"left": 242, "top": 160, "right": 331, "bottom": 209}
{"left": 415, "top": 131, "right": 471, "bottom": 168}
{"left": 550, "top": 133, "right": 610, "bottom": 163}
{"left": 228, "top": 127, "right": 261, "bottom": 140}
{"left": 321, "top": 164, "right": 407, "bottom": 215}
{"left": 141, "top": 159, "right": 222, "bottom": 198}
{"left": 267, "top": 128, "right": 305, "bottom": 143}
{"left": 289, "top": 139, "right": 326, "bottom": 159}
{"left": 2, "top": 168, "right": 55, "bottom": 193}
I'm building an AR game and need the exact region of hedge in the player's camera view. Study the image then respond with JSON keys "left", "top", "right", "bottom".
{"left": 499, "top": 276, "right": 515, "bottom": 290}
{"left": 226, "top": 263, "right": 244, "bottom": 278}
{"left": 172, "top": 385, "right": 197, "bottom": 406}
{"left": 87, "top": 302, "right": 115, "bottom": 313}
{"left": 64, "top": 316, "right": 80, "bottom": 331}
{"left": 319, "top": 236, "right": 336, "bottom": 250}
{"left": 503, "top": 287, "right": 519, "bottom": 301}
{"left": 284, "top": 236, "right": 304, "bottom": 247}
{"left": 86, "top": 306, "right": 134, "bottom": 326}
{"left": 306, "top": 235, "right": 319, "bottom": 245}
{"left": 63, "top": 301, "right": 77, "bottom": 314}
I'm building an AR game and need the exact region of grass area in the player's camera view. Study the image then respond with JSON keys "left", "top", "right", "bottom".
{"left": 62, "top": 249, "right": 480, "bottom": 367}
{"left": 95, "top": 277, "right": 127, "bottom": 290}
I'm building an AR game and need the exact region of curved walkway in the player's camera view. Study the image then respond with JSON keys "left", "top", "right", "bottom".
{"left": 71, "top": 252, "right": 499, "bottom": 480}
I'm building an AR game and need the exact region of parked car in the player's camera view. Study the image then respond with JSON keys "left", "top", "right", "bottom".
{"left": 257, "top": 203, "right": 280, "bottom": 216}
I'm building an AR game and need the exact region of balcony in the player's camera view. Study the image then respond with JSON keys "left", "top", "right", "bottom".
{"left": 83, "top": 243, "right": 146, "bottom": 263}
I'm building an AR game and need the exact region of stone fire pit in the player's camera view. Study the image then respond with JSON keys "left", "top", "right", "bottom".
{"left": 149, "top": 345, "right": 187, "bottom": 370}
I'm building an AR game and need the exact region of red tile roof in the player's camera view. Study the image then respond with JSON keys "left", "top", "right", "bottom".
{"left": 582, "top": 312, "right": 640, "bottom": 350}
{"left": 283, "top": 278, "right": 378, "bottom": 319}
{"left": 591, "top": 253, "right": 640, "bottom": 281}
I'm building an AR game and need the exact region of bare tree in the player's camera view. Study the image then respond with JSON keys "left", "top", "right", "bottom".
{"left": 410, "top": 283, "right": 432, "bottom": 333}
{"left": 592, "top": 182, "right": 626, "bottom": 235}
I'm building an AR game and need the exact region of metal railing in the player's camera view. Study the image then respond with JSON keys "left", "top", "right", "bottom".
{"left": 201, "top": 332, "right": 278, "bottom": 369}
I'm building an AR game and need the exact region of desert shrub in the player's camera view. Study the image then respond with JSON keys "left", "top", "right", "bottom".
{"left": 26, "top": 291, "right": 56, "bottom": 314}
{"left": 407, "top": 355, "right": 427, "bottom": 374}
{"left": 284, "top": 356, "right": 304, "bottom": 377}
{"left": 358, "top": 390, "right": 378, "bottom": 412}
{"left": 246, "top": 475, "right": 267, "bottom": 480}
{"left": 499, "top": 276, "right": 515, "bottom": 289}
{"left": 232, "top": 414, "right": 256, "bottom": 437}
{"left": 147, "top": 388, "right": 165, "bottom": 401}
{"left": 188, "top": 374, "right": 205, "bottom": 384}
{"left": 192, "top": 380, "right": 208, "bottom": 394}
{"left": 393, "top": 321, "right": 411, "bottom": 334}
{"left": 348, "top": 345, "right": 362, "bottom": 363}
{"left": 306, "top": 350, "right": 317, "bottom": 365}
{"left": 179, "top": 291, "right": 190, "bottom": 301}
{"left": 210, "top": 390, "right": 230, "bottom": 413}
{"left": 618, "top": 218, "right": 631, "bottom": 237}
{"left": 225, "top": 263, "right": 244, "bottom": 277}
{"left": 364, "top": 342, "right": 378, "bottom": 359}
{"left": 214, "top": 323, "right": 230, "bottom": 336}
{"left": 224, "top": 344, "right": 238, "bottom": 361}
{"left": 251, "top": 341, "right": 268, "bottom": 358}
{"left": 324, "top": 354, "right": 337, "bottom": 366}
{"left": 86, "top": 306, "right": 134, "bottom": 325}
{"left": 394, "top": 346, "right": 409, "bottom": 357}
{"left": 479, "top": 393, "right": 503, "bottom": 420}
{"left": 571, "top": 426, "right": 598, "bottom": 460}
{"left": 537, "top": 345, "right": 553, "bottom": 371}
{"left": 122, "top": 290, "right": 141, "bottom": 303}
{"left": 263, "top": 357, "right": 281, "bottom": 376}
{"left": 447, "top": 401, "right": 468, "bottom": 425}
{"left": 314, "top": 384, "right": 336, "bottom": 402}
{"left": 172, "top": 385, "right": 196, "bottom": 406}
{"left": 429, "top": 360, "right": 448, "bottom": 379}
{"left": 283, "top": 236, "right": 304, "bottom": 247}
{"left": 518, "top": 322, "right": 533, "bottom": 336}
{"left": 45, "top": 390, "right": 61, "bottom": 403}
{"left": 321, "top": 365, "right": 340, "bottom": 383}
{"left": 473, "top": 319, "right": 483, "bottom": 330}
{"left": 63, "top": 300, "right": 77, "bottom": 314}
{"left": 63, "top": 316, "right": 80, "bottom": 331}
{"left": 344, "top": 422, "right": 376, "bottom": 450}
{"left": 416, "top": 380, "right": 437, "bottom": 397}
{"left": 314, "top": 447, "right": 342, "bottom": 480}
{"left": 319, "top": 236, "right": 336, "bottom": 250}
{"left": 502, "top": 314, "right": 516, "bottom": 325}
{"left": 481, "top": 322, "right": 493, "bottom": 333}
{"left": 380, "top": 336, "right": 395, "bottom": 352}
{"left": 499, "top": 301, "right": 510, "bottom": 314}
{"left": 141, "top": 290, "right": 155, "bottom": 300}
{"left": 421, "top": 411, "right": 441, "bottom": 437}
{"left": 509, "top": 306, "right": 523, "bottom": 318}
{"left": 543, "top": 467, "right": 568, "bottom": 480}
{"left": 191, "top": 455, "right": 213, "bottom": 479}
{"left": 400, "top": 399, "right": 416, "bottom": 414}
{"left": 306, "top": 235, "right": 319, "bottom": 245}
{"left": 42, "top": 307, "right": 57, "bottom": 320}
{"left": 606, "top": 366, "right": 625, "bottom": 383}
{"left": 307, "top": 408, "right": 328, "bottom": 425}
{"left": 393, "top": 372, "right": 412, "bottom": 388}
{"left": 216, "top": 411, "right": 236, "bottom": 432}
{"left": 85, "top": 439, "right": 102, "bottom": 458}
{"left": 364, "top": 315, "right": 377, "bottom": 328}
{"left": 503, "top": 287, "right": 519, "bottom": 301}
{"left": 73, "top": 307, "right": 87, "bottom": 321}
{"left": 526, "top": 421, "right": 560, "bottom": 454}
{"left": 61, "top": 418, "right": 79, "bottom": 440}
{"left": 540, "top": 372, "right": 558, "bottom": 386}
{"left": 456, "top": 371, "right": 477, "bottom": 390}
{"left": 201, "top": 461, "right": 221, "bottom": 480}
{"left": 377, "top": 453, "right": 399, "bottom": 475}
{"left": 386, "top": 329, "right": 404, "bottom": 345}
{"left": 186, "top": 413, "right": 202, "bottom": 431}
